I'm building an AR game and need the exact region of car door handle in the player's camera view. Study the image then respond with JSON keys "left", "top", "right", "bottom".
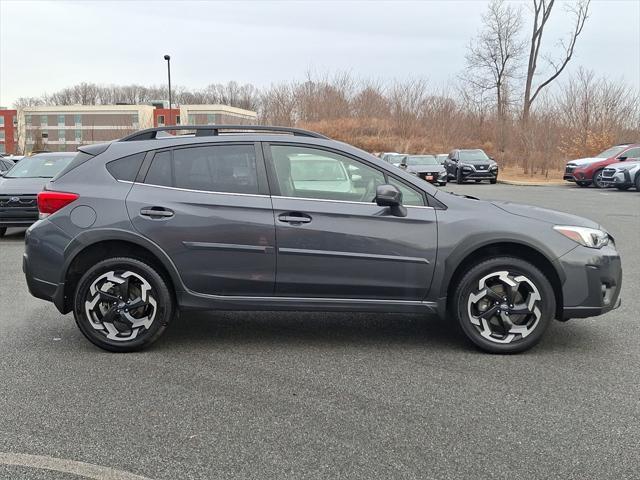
{"left": 140, "top": 207, "right": 174, "bottom": 218}
{"left": 278, "top": 213, "right": 312, "bottom": 224}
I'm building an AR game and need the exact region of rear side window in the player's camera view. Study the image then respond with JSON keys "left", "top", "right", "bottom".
{"left": 144, "top": 144, "right": 259, "bottom": 194}
{"left": 106, "top": 152, "right": 145, "bottom": 181}
{"left": 51, "top": 152, "right": 93, "bottom": 181}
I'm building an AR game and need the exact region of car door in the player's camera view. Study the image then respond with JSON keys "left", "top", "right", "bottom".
{"left": 264, "top": 142, "right": 437, "bottom": 300}
{"left": 126, "top": 142, "right": 276, "bottom": 296}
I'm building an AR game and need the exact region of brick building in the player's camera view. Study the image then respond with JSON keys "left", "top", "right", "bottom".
{"left": 0, "top": 108, "right": 17, "bottom": 154}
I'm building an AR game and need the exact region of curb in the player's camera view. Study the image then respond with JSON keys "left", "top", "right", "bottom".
{"left": 497, "top": 179, "right": 566, "bottom": 187}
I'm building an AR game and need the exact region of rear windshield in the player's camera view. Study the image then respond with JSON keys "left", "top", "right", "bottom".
{"left": 51, "top": 152, "right": 94, "bottom": 181}
{"left": 4, "top": 154, "right": 75, "bottom": 178}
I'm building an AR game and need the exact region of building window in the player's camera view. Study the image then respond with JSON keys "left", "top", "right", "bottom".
{"left": 175, "top": 115, "right": 181, "bottom": 125}
{"left": 12, "top": 116, "right": 17, "bottom": 127}
{"left": 0, "top": 117, "right": 4, "bottom": 127}
{"left": 74, "top": 114, "right": 81, "bottom": 126}
{"left": 75, "top": 130, "right": 82, "bottom": 143}
{"left": 157, "top": 115, "right": 165, "bottom": 126}
{"left": 0, "top": 131, "right": 5, "bottom": 141}
{"left": 206, "top": 114, "right": 215, "bottom": 125}
{"left": 25, "top": 115, "right": 32, "bottom": 126}
{"left": 58, "top": 115, "right": 65, "bottom": 126}
{"left": 188, "top": 114, "right": 196, "bottom": 125}
{"left": 59, "top": 130, "right": 65, "bottom": 143}
{"left": 41, "top": 116, "right": 48, "bottom": 127}
{"left": 41, "top": 131, "right": 49, "bottom": 140}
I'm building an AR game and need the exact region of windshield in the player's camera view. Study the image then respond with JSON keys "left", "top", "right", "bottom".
{"left": 459, "top": 150, "right": 490, "bottom": 162}
{"left": 596, "top": 146, "right": 627, "bottom": 158}
{"left": 291, "top": 158, "right": 347, "bottom": 181}
{"left": 406, "top": 155, "right": 438, "bottom": 166}
{"left": 4, "top": 154, "right": 75, "bottom": 178}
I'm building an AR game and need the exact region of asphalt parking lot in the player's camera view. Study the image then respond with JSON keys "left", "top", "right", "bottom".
{"left": 0, "top": 183, "right": 638, "bottom": 480}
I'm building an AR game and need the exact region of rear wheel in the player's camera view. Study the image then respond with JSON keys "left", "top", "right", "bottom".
{"left": 592, "top": 169, "right": 605, "bottom": 188}
{"left": 73, "top": 257, "right": 174, "bottom": 352}
{"left": 452, "top": 257, "right": 555, "bottom": 354}
{"left": 0, "top": 227, "right": 6, "bottom": 237}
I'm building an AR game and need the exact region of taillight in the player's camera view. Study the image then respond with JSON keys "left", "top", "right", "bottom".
{"left": 37, "top": 191, "right": 79, "bottom": 218}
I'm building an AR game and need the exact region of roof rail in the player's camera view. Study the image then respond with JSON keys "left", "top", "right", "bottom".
{"left": 118, "top": 125, "right": 329, "bottom": 142}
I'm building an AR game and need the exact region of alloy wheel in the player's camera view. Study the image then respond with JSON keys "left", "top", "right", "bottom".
{"left": 84, "top": 270, "right": 158, "bottom": 342}
{"left": 466, "top": 271, "right": 542, "bottom": 344}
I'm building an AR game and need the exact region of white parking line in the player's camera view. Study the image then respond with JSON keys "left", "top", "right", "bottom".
{"left": 0, "top": 453, "right": 154, "bottom": 480}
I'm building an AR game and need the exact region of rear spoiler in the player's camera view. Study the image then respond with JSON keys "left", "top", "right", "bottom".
{"left": 77, "top": 142, "right": 111, "bottom": 156}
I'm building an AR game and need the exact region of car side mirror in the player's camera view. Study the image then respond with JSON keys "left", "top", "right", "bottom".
{"left": 618, "top": 156, "right": 627, "bottom": 161}
{"left": 375, "top": 184, "right": 407, "bottom": 217}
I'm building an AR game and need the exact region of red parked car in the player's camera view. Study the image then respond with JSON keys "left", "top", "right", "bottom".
{"left": 565, "top": 144, "right": 640, "bottom": 188}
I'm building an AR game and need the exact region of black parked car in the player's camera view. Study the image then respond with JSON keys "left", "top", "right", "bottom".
{"left": 0, "top": 152, "right": 75, "bottom": 236}
{"left": 24, "top": 126, "right": 621, "bottom": 354}
{"left": 445, "top": 149, "right": 499, "bottom": 184}
{"left": 397, "top": 155, "right": 447, "bottom": 186}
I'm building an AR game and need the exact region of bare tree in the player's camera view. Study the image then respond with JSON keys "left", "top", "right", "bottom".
{"left": 465, "top": 0, "right": 524, "bottom": 150}
{"left": 522, "top": 0, "right": 590, "bottom": 122}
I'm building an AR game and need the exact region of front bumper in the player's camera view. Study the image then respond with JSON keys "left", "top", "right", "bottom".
{"left": 601, "top": 170, "right": 633, "bottom": 188}
{"left": 460, "top": 170, "right": 498, "bottom": 181}
{"left": 555, "top": 243, "right": 622, "bottom": 320}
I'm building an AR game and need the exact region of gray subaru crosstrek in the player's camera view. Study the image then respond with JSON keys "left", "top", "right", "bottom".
{"left": 23, "top": 126, "right": 622, "bottom": 353}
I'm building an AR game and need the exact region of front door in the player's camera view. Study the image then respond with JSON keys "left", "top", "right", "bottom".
{"left": 126, "top": 142, "right": 276, "bottom": 296}
{"left": 265, "top": 143, "right": 437, "bottom": 300}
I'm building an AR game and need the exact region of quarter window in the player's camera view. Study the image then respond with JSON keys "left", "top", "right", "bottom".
{"left": 106, "top": 152, "right": 145, "bottom": 182}
{"left": 270, "top": 145, "right": 385, "bottom": 202}
{"left": 144, "top": 145, "right": 259, "bottom": 194}
{"left": 387, "top": 177, "right": 425, "bottom": 206}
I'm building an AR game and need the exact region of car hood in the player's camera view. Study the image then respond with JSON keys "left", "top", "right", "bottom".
{"left": 407, "top": 165, "right": 446, "bottom": 173}
{"left": 607, "top": 160, "right": 640, "bottom": 171}
{"left": 491, "top": 201, "right": 600, "bottom": 229}
{"left": 567, "top": 157, "right": 602, "bottom": 166}
{"left": 0, "top": 176, "right": 48, "bottom": 194}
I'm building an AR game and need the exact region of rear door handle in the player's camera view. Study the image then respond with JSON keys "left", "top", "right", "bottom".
{"left": 278, "top": 212, "right": 312, "bottom": 224}
{"left": 140, "top": 207, "right": 174, "bottom": 218}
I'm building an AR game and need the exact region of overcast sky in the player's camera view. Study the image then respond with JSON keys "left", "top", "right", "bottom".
{"left": 1, "top": 0, "right": 638, "bottom": 107}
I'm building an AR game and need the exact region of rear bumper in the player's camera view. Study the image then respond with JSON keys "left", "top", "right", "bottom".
{"left": 556, "top": 243, "right": 622, "bottom": 320}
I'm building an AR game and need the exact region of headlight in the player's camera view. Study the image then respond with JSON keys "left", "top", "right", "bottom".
{"left": 553, "top": 225, "right": 610, "bottom": 249}
{"left": 490, "top": 165, "right": 498, "bottom": 171}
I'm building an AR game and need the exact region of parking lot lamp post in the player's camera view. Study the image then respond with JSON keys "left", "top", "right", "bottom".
{"left": 164, "top": 54, "right": 172, "bottom": 125}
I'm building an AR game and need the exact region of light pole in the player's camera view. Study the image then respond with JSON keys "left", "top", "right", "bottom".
{"left": 163, "top": 54, "right": 172, "bottom": 125}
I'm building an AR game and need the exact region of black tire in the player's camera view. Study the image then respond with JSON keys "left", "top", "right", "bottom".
{"left": 576, "top": 181, "right": 591, "bottom": 187}
{"left": 451, "top": 257, "right": 555, "bottom": 354}
{"left": 73, "top": 257, "right": 174, "bottom": 352}
{"left": 616, "top": 185, "right": 631, "bottom": 191}
{"left": 0, "top": 227, "right": 6, "bottom": 237}
{"left": 635, "top": 174, "right": 640, "bottom": 191}
{"left": 456, "top": 169, "right": 464, "bottom": 184}
{"left": 592, "top": 169, "right": 605, "bottom": 188}
{"left": 490, "top": 178, "right": 497, "bottom": 184}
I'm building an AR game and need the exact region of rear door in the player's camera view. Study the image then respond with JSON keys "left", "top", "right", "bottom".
{"left": 126, "top": 142, "right": 276, "bottom": 296}
{"left": 265, "top": 143, "right": 437, "bottom": 300}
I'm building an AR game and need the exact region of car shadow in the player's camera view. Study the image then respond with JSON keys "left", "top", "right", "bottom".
{"left": 157, "top": 310, "right": 472, "bottom": 352}
{"left": 0, "top": 228, "right": 27, "bottom": 240}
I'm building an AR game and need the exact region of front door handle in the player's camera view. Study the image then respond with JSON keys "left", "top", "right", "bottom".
{"left": 140, "top": 207, "right": 174, "bottom": 218}
{"left": 278, "top": 212, "right": 312, "bottom": 224}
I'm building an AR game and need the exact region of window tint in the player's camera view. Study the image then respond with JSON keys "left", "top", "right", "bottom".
{"left": 106, "top": 152, "right": 145, "bottom": 182}
{"left": 387, "top": 177, "right": 425, "bottom": 206}
{"left": 270, "top": 145, "right": 385, "bottom": 202}
{"left": 144, "top": 151, "right": 172, "bottom": 187}
{"left": 144, "top": 145, "right": 259, "bottom": 194}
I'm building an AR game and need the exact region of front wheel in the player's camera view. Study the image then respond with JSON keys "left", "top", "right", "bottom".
{"left": 73, "top": 257, "right": 174, "bottom": 352}
{"left": 452, "top": 257, "right": 555, "bottom": 353}
{"left": 636, "top": 174, "right": 640, "bottom": 191}
{"left": 592, "top": 169, "right": 605, "bottom": 188}
{"left": 0, "top": 227, "right": 6, "bottom": 237}
{"left": 456, "top": 169, "right": 463, "bottom": 184}
{"left": 490, "top": 178, "right": 497, "bottom": 184}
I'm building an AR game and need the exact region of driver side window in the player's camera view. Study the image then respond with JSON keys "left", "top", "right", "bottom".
{"left": 270, "top": 145, "right": 385, "bottom": 203}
